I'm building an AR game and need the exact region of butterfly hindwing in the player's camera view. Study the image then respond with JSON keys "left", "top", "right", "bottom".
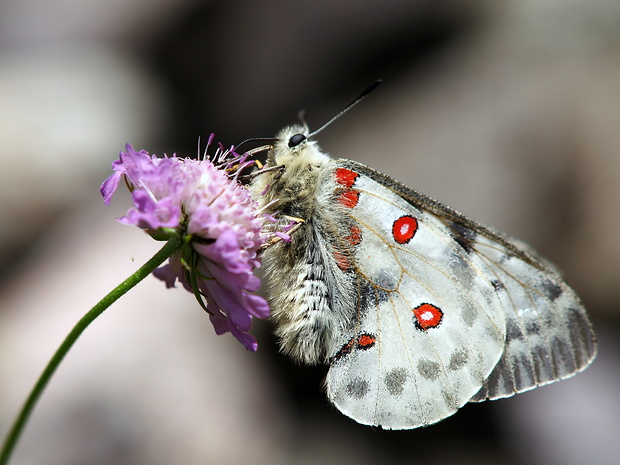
{"left": 467, "top": 235, "right": 596, "bottom": 401}
{"left": 325, "top": 159, "right": 596, "bottom": 429}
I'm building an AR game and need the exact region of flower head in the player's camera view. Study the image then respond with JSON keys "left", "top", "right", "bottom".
{"left": 101, "top": 141, "right": 273, "bottom": 351}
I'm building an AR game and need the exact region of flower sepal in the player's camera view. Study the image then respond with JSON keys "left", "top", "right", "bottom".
{"left": 145, "top": 227, "right": 181, "bottom": 242}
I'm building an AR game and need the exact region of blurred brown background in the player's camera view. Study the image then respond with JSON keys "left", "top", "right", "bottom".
{"left": 0, "top": 1, "right": 619, "bottom": 464}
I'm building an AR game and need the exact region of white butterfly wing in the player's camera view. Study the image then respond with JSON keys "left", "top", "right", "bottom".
{"left": 468, "top": 235, "right": 596, "bottom": 401}
{"left": 325, "top": 160, "right": 596, "bottom": 429}
{"left": 325, "top": 162, "right": 506, "bottom": 428}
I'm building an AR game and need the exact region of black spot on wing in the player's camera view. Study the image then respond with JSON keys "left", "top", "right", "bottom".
{"left": 346, "top": 377, "right": 370, "bottom": 399}
{"left": 448, "top": 221, "right": 477, "bottom": 253}
{"left": 541, "top": 278, "right": 563, "bottom": 301}
{"left": 506, "top": 320, "right": 525, "bottom": 341}
{"left": 417, "top": 359, "right": 440, "bottom": 381}
{"left": 384, "top": 368, "right": 408, "bottom": 396}
{"left": 356, "top": 277, "right": 389, "bottom": 307}
{"left": 374, "top": 287, "right": 390, "bottom": 303}
{"left": 448, "top": 349, "right": 469, "bottom": 371}
{"left": 373, "top": 272, "right": 399, "bottom": 291}
{"left": 525, "top": 319, "right": 541, "bottom": 335}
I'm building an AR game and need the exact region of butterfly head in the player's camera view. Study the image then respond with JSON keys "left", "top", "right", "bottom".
{"left": 268, "top": 125, "right": 332, "bottom": 169}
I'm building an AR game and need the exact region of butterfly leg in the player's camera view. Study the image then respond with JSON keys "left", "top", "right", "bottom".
{"left": 260, "top": 215, "right": 305, "bottom": 251}
{"left": 247, "top": 164, "right": 286, "bottom": 180}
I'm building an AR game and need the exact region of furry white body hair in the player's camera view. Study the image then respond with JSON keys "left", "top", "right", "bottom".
{"left": 250, "top": 126, "right": 356, "bottom": 364}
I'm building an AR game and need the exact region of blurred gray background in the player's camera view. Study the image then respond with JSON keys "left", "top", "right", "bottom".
{"left": 0, "top": 1, "right": 619, "bottom": 464}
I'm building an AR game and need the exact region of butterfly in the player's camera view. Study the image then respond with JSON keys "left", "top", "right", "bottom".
{"left": 248, "top": 93, "right": 597, "bottom": 430}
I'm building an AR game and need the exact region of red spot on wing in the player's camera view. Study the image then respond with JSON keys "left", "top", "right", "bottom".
{"left": 335, "top": 224, "right": 361, "bottom": 270}
{"left": 333, "top": 337, "right": 355, "bottom": 360}
{"left": 392, "top": 215, "right": 418, "bottom": 244}
{"left": 412, "top": 303, "right": 443, "bottom": 331}
{"left": 357, "top": 333, "right": 376, "bottom": 349}
{"left": 335, "top": 168, "right": 359, "bottom": 188}
{"left": 332, "top": 333, "right": 377, "bottom": 362}
{"left": 346, "top": 224, "right": 362, "bottom": 246}
{"left": 338, "top": 189, "right": 360, "bottom": 208}
{"left": 333, "top": 250, "right": 351, "bottom": 270}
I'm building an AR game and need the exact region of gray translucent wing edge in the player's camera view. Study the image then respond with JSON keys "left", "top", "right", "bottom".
{"left": 469, "top": 244, "right": 596, "bottom": 402}
{"left": 471, "top": 301, "right": 596, "bottom": 402}
{"left": 337, "top": 159, "right": 597, "bottom": 401}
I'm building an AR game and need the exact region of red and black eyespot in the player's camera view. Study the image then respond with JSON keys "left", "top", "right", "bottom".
{"left": 356, "top": 333, "right": 376, "bottom": 350}
{"left": 392, "top": 215, "right": 418, "bottom": 244}
{"left": 412, "top": 303, "right": 443, "bottom": 331}
{"left": 331, "top": 333, "right": 377, "bottom": 362}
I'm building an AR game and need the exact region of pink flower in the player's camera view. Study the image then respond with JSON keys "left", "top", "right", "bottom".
{"left": 101, "top": 142, "right": 271, "bottom": 351}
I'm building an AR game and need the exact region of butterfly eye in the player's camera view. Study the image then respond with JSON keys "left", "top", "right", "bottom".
{"left": 288, "top": 133, "right": 307, "bottom": 148}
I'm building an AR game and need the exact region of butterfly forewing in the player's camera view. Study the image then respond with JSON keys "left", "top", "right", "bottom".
{"left": 327, "top": 161, "right": 510, "bottom": 428}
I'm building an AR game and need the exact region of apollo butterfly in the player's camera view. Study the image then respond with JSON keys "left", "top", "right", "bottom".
{"left": 248, "top": 93, "right": 596, "bottom": 430}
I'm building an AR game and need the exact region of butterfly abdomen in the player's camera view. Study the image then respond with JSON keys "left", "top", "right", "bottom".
{"left": 264, "top": 221, "right": 354, "bottom": 364}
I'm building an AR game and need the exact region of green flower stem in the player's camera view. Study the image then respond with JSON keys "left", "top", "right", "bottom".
{"left": 0, "top": 238, "right": 181, "bottom": 465}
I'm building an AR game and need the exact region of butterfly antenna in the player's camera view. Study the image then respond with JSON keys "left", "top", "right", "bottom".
{"left": 308, "top": 80, "right": 382, "bottom": 138}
